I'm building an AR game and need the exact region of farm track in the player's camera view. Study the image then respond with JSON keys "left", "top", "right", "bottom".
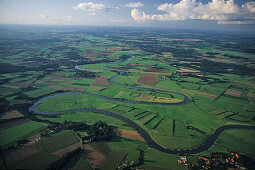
{"left": 29, "top": 56, "right": 255, "bottom": 154}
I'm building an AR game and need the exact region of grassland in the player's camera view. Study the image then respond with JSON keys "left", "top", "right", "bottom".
{"left": 36, "top": 94, "right": 88, "bottom": 112}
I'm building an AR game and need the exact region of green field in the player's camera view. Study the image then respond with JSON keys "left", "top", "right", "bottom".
{"left": 98, "top": 151, "right": 127, "bottom": 170}
{"left": 36, "top": 111, "right": 134, "bottom": 130}
{"left": 36, "top": 94, "right": 88, "bottom": 112}
{"left": 107, "top": 137, "right": 147, "bottom": 162}
{"left": 73, "top": 157, "right": 93, "bottom": 170}
{"left": 7, "top": 152, "right": 58, "bottom": 169}
{"left": 0, "top": 121, "right": 45, "bottom": 147}
{"left": 143, "top": 148, "right": 187, "bottom": 170}
{"left": 40, "top": 130, "right": 79, "bottom": 152}
{"left": 214, "top": 129, "right": 255, "bottom": 158}
{"left": 25, "top": 88, "right": 57, "bottom": 98}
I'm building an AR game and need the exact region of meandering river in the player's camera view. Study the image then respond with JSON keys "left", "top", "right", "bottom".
{"left": 29, "top": 56, "right": 255, "bottom": 154}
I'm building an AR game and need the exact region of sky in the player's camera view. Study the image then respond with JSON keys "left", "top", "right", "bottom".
{"left": 0, "top": 0, "right": 255, "bottom": 32}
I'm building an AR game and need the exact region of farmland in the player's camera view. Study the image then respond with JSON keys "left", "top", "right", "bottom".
{"left": 73, "top": 156, "right": 93, "bottom": 170}
{"left": 7, "top": 152, "right": 59, "bottom": 169}
{"left": 0, "top": 121, "right": 45, "bottom": 148}
{"left": 0, "top": 25, "right": 255, "bottom": 169}
{"left": 40, "top": 131, "right": 79, "bottom": 152}
{"left": 98, "top": 151, "right": 127, "bottom": 170}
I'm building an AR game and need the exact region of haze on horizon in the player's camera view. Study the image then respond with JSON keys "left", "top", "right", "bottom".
{"left": 0, "top": 0, "right": 255, "bottom": 32}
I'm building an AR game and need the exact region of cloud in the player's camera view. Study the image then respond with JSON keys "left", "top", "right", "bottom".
{"left": 35, "top": 14, "right": 72, "bottom": 21}
{"left": 243, "top": 1, "right": 255, "bottom": 13}
{"left": 109, "top": 19, "right": 125, "bottom": 23}
{"left": 130, "top": 0, "right": 255, "bottom": 24}
{"left": 73, "top": 2, "right": 109, "bottom": 12}
{"left": 218, "top": 20, "right": 255, "bottom": 24}
{"left": 89, "top": 13, "right": 96, "bottom": 16}
{"left": 62, "top": 16, "right": 72, "bottom": 21}
{"left": 125, "top": 2, "right": 144, "bottom": 8}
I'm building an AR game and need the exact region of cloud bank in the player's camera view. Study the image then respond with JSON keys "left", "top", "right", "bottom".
{"left": 35, "top": 14, "right": 72, "bottom": 21}
{"left": 125, "top": 2, "right": 144, "bottom": 8}
{"left": 131, "top": 0, "right": 255, "bottom": 24}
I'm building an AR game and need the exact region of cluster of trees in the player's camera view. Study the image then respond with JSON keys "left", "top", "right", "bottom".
{"left": 39, "top": 120, "right": 114, "bottom": 142}
{"left": 0, "top": 98, "right": 10, "bottom": 114}
{"left": 75, "top": 70, "right": 96, "bottom": 78}
{"left": 86, "top": 121, "right": 114, "bottom": 141}
{"left": 0, "top": 63, "right": 25, "bottom": 74}
{"left": 64, "top": 121, "right": 88, "bottom": 131}
{"left": 63, "top": 52, "right": 84, "bottom": 60}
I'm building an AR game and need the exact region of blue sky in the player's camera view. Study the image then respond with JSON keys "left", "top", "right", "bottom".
{"left": 0, "top": 0, "right": 255, "bottom": 31}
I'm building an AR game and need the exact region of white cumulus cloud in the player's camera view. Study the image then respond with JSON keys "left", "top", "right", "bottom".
{"left": 125, "top": 2, "right": 144, "bottom": 8}
{"left": 242, "top": 1, "right": 255, "bottom": 13}
{"left": 74, "top": 2, "right": 115, "bottom": 12}
{"left": 73, "top": 2, "right": 106, "bottom": 12}
{"left": 130, "top": 0, "right": 255, "bottom": 24}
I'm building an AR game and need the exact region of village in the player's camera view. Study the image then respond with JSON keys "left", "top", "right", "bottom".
{"left": 178, "top": 152, "right": 253, "bottom": 169}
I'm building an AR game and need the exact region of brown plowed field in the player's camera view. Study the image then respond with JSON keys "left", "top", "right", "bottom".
{"left": 10, "top": 80, "right": 33, "bottom": 88}
{"left": 12, "top": 100, "right": 33, "bottom": 104}
{"left": 197, "top": 92, "right": 217, "bottom": 99}
{"left": 145, "top": 67, "right": 169, "bottom": 73}
{"left": 52, "top": 142, "right": 81, "bottom": 157}
{"left": 4, "top": 142, "right": 41, "bottom": 165}
{"left": 88, "top": 86, "right": 102, "bottom": 91}
{"left": 0, "top": 118, "right": 30, "bottom": 129}
{"left": 0, "top": 110, "right": 24, "bottom": 120}
{"left": 63, "top": 86, "right": 76, "bottom": 91}
{"left": 48, "top": 85, "right": 64, "bottom": 90}
{"left": 92, "top": 76, "right": 111, "bottom": 87}
{"left": 224, "top": 89, "right": 242, "bottom": 98}
{"left": 84, "top": 144, "right": 105, "bottom": 168}
{"left": 138, "top": 74, "right": 158, "bottom": 86}
{"left": 74, "top": 88, "right": 86, "bottom": 92}
{"left": 114, "top": 129, "right": 145, "bottom": 141}
{"left": 139, "top": 94, "right": 152, "bottom": 99}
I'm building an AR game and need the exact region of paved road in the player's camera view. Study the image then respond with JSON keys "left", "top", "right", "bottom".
{"left": 29, "top": 56, "right": 255, "bottom": 154}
